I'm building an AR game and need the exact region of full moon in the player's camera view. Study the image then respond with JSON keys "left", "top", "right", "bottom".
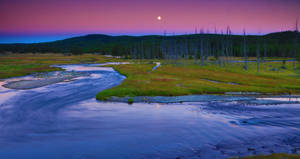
{"left": 157, "top": 16, "right": 162, "bottom": 21}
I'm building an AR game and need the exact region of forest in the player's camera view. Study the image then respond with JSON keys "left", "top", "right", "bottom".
{"left": 0, "top": 31, "right": 299, "bottom": 62}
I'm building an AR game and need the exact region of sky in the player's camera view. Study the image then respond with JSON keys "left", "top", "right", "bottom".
{"left": 0, "top": 0, "right": 299, "bottom": 43}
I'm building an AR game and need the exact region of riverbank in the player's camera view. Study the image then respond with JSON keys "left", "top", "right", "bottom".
{"left": 96, "top": 61, "right": 300, "bottom": 101}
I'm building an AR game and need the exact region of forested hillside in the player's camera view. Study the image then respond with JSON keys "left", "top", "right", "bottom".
{"left": 0, "top": 31, "right": 299, "bottom": 60}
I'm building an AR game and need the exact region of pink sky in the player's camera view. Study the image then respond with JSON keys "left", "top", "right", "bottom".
{"left": 0, "top": 0, "right": 299, "bottom": 42}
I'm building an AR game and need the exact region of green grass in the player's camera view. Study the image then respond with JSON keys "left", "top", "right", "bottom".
{"left": 0, "top": 64, "right": 63, "bottom": 79}
{"left": 1, "top": 54, "right": 300, "bottom": 99}
{"left": 230, "top": 153, "right": 300, "bottom": 159}
{"left": 96, "top": 60, "right": 300, "bottom": 100}
{"left": 0, "top": 53, "right": 114, "bottom": 79}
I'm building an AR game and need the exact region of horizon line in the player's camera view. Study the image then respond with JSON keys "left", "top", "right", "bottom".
{"left": 0, "top": 30, "right": 298, "bottom": 44}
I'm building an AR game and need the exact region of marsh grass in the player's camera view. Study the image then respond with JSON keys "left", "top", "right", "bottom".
{"left": 0, "top": 53, "right": 113, "bottom": 79}
{"left": 0, "top": 64, "right": 63, "bottom": 79}
{"left": 1, "top": 54, "right": 299, "bottom": 98}
{"left": 96, "top": 60, "right": 300, "bottom": 100}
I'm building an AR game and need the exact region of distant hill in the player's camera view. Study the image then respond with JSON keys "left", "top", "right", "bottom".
{"left": 0, "top": 31, "right": 299, "bottom": 58}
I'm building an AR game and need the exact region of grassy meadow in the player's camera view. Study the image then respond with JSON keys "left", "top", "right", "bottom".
{"left": 1, "top": 54, "right": 299, "bottom": 99}
{"left": 0, "top": 53, "right": 114, "bottom": 79}
{"left": 96, "top": 59, "right": 300, "bottom": 100}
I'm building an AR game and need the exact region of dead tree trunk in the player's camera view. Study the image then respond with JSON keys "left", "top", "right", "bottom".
{"left": 293, "top": 18, "right": 298, "bottom": 70}
{"left": 200, "top": 38, "right": 204, "bottom": 66}
{"left": 264, "top": 38, "right": 267, "bottom": 72}
{"left": 256, "top": 39, "right": 260, "bottom": 73}
{"left": 219, "top": 32, "right": 225, "bottom": 68}
{"left": 243, "top": 29, "right": 248, "bottom": 71}
{"left": 140, "top": 41, "right": 145, "bottom": 64}
{"left": 225, "top": 26, "right": 230, "bottom": 64}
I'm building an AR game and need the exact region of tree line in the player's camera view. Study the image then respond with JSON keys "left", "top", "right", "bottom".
{"left": 0, "top": 31, "right": 299, "bottom": 63}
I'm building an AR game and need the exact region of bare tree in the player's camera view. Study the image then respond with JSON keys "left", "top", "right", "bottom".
{"left": 140, "top": 41, "right": 144, "bottom": 63}
{"left": 219, "top": 30, "right": 226, "bottom": 68}
{"left": 183, "top": 38, "right": 189, "bottom": 65}
{"left": 200, "top": 28, "right": 204, "bottom": 34}
{"left": 214, "top": 25, "right": 218, "bottom": 34}
{"left": 264, "top": 38, "right": 267, "bottom": 72}
{"left": 200, "top": 37, "right": 204, "bottom": 66}
{"left": 293, "top": 18, "right": 298, "bottom": 70}
{"left": 206, "top": 29, "right": 210, "bottom": 34}
{"left": 161, "top": 40, "right": 169, "bottom": 64}
{"left": 192, "top": 40, "right": 197, "bottom": 64}
{"left": 243, "top": 29, "right": 248, "bottom": 71}
{"left": 225, "top": 26, "right": 231, "bottom": 64}
{"left": 296, "top": 18, "right": 299, "bottom": 32}
{"left": 228, "top": 27, "right": 233, "bottom": 64}
{"left": 256, "top": 38, "right": 260, "bottom": 73}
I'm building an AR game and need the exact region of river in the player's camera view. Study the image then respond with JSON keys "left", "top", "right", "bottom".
{"left": 0, "top": 64, "right": 300, "bottom": 159}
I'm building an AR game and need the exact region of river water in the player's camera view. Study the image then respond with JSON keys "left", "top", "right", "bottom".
{"left": 0, "top": 64, "right": 300, "bottom": 159}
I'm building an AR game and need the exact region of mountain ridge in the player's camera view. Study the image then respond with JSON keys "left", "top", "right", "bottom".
{"left": 0, "top": 31, "right": 299, "bottom": 58}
